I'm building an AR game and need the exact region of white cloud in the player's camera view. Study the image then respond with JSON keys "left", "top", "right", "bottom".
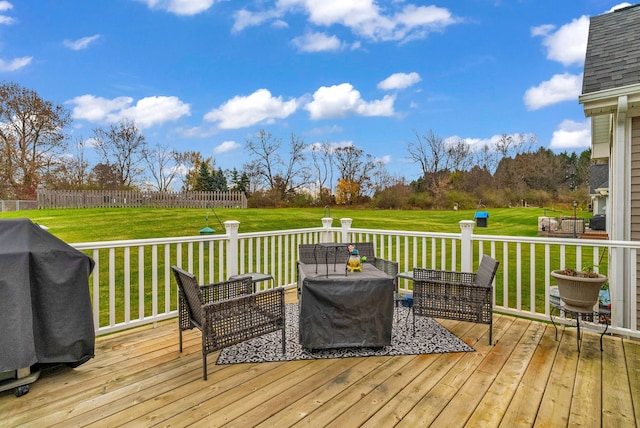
{"left": 607, "top": 3, "right": 632, "bottom": 13}
{"left": 378, "top": 72, "right": 421, "bottom": 90}
{"left": 136, "top": 0, "right": 215, "bottom": 16}
{"left": 0, "top": 1, "right": 15, "bottom": 25}
{"left": 236, "top": 0, "right": 459, "bottom": 42}
{"left": 456, "top": 133, "right": 538, "bottom": 152}
{"left": 305, "top": 83, "right": 395, "bottom": 120}
{"left": 82, "top": 137, "right": 100, "bottom": 149}
{"left": 68, "top": 95, "right": 133, "bottom": 122}
{"left": 0, "top": 56, "right": 32, "bottom": 71}
{"left": 232, "top": 9, "right": 282, "bottom": 32}
{"left": 214, "top": 140, "right": 241, "bottom": 154}
{"left": 532, "top": 16, "right": 589, "bottom": 66}
{"left": 292, "top": 31, "right": 343, "bottom": 52}
{"left": 67, "top": 94, "right": 190, "bottom": 128}
{"left": 376, "top": 155, "right": 391, "bottom": 164}
{"left": 549, "top": 119, "right": 591, "bottom": 150}
{"left": 204, "top": 89, "right": 298, "bottom": 129}
{"left": 530, "top": 24, "right": 554, "bottom": 37}
{"left": 118, "top": 96, "right": 191, "bottom": 128}
{"left": 524, "top": 73, "right": 582, "bottom": 110}
{"left": 63, "top": 34, "right": 101, "bottom": 51}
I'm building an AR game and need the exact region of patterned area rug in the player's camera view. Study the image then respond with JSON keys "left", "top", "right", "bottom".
{"left": 216, "top": 304, "right": 474, "bottom": 364}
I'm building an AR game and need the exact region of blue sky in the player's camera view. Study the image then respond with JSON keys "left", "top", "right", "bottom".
{"left": 0, "top": 0, "right": 632, "bottom": 180}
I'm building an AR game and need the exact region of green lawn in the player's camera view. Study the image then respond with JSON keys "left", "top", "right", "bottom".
{"left": 2, "top": 206, "right": 592, "bottom": 325}
{"left": 0, "top": 206, "right": 580, "bottom": 243}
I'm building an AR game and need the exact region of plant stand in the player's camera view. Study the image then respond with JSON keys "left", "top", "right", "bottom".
{"left": 549, "top": 301, "right": 610, "bottom": 352}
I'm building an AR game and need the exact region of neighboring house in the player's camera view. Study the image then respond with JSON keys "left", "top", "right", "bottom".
{"left": 579, "top": 3, "right": 640, "bottom": 330}
{"left": 589, "top": 163, "right": 608, "bottom": 215}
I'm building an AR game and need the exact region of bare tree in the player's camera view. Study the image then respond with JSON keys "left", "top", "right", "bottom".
{"left": 41, "top": 137, "right": 91, "bottom": 190}
{"left": 476, "top": 142, "right": 498, "bottom": 173}
{"left": 282, "top": 133, "right": 311, "bottom": 195}
{"left": 142, "top": 143, "right": 186, "bottom": 192}
{"left": 0, "top": 81, "right": 71, "bottom": 198}
{"left": 244, "top": 130, "right": 310, "bottom": 200}
{"left": 446, "top": 137, "right": 473, "bottom": 172}
{"left": 310, "top": 141, "right": 336, "bottom": 203}
{"left": 92, "top": 119, "right": 147, "bottom": 189}
{"left": 494, "top": 133, "right": 537, "bottom": 159}
{"left": 406, "top": 130, "right": 475, "bottom": 196}
{"left": 244, "top": 130, "right": 280, "bottom": 191}
{"left": 333, "top": 145, "right": 376, "bottom": 201}
{"left": 371, "top": 159, "right": 394, "bottom": 193}
{"left": 68, "top": 138, "right": 91, "bottom": 189}
{"left": 407, "top": 130, "right": 449, "bottom": 195}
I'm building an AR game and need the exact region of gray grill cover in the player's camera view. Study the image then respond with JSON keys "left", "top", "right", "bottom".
{"left": 0, "top": 218, "right": 95, "bottom": 372}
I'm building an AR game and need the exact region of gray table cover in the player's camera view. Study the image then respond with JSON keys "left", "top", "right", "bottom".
{"left": 298, "top": 262, "right": 394, "bottom": 349}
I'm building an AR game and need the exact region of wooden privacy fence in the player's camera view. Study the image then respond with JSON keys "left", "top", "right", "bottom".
{"left": 36, "top": 190, "right": 247, "bottom": 209}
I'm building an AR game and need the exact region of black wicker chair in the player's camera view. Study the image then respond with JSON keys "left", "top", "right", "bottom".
{"left": 412, "top": 255, "right": 499, "bottom": 344}
{"left": 171, "top": 266, "right": 286, "bottom": 380}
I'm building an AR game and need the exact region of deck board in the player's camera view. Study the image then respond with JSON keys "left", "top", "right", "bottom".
{"left": 2, "top": 291, "right": 639, "bottom": 427}
{"left": 466, "top": 320, "right": 547, "bottom": 427}
{"left": 498, "top": 324, "right": 560, "bottom": 427}
{"left": 625, "top": 338, "right": 640, "bottom": 427}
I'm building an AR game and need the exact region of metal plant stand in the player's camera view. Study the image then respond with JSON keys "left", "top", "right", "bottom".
{"left": 550, "top": 301, "right": 610, "bottom": 352}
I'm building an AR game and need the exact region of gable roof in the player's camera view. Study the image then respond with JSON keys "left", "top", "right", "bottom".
{"left": 582, "top": 4, "right": 640, "bottom": 95}
{"left": 589, "top": 164, "right": 609, "bottom": 193}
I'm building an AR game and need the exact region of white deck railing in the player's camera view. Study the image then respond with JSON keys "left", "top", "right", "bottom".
{"left": 72, "top": 217, "right": 640, "bottom": 339}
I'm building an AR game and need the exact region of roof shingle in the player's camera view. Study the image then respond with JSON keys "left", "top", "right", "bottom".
{"left": 582, "top": 4, "right": 640, "bottom": 94}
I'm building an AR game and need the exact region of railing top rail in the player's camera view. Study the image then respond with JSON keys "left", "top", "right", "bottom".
{"left": 348, "top": 227, "right": 457, "bottom": 239}
{"left": 472, "top": 233, "right": 640, "bottom": 249}
{"left": 71, "top": 226, "right": 330, "bottom": 249}
{"left": 72, "top": 234, "right": 230, "bottom": 250}
{"left": 70, "top": 225, "right": 640, "bottom": 251}
{"left": 236, "top": 227, "right": 326, "bottom": 239}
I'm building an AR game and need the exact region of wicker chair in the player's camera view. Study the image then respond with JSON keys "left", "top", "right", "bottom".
{"left": 171, "top": 266, "right": 286, "bottom": 380}
{"left": 412, "top": 255, "right": 499, "bottom": 344}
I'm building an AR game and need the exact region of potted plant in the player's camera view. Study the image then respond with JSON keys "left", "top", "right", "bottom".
{"left": 550, "top": 265, "right": 608, "bottom": 312}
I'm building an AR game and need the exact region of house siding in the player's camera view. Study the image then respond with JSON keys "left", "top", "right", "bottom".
{"left": 631, "top": 117, "right": 640, "bottom": 326}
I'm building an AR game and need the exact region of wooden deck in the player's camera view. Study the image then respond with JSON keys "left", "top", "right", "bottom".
{"left": 2, "top": 291, "right": 639, "bottom": 427}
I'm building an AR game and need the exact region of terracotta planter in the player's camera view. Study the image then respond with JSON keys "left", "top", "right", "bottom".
{"left": 550, "top": 270, "right": 608, "bottom": 312}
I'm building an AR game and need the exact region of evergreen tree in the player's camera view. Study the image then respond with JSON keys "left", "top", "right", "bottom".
{"left": 209, "top": 168, "right": 228, "bottom": 191}
{"left": 195, "top": 162, "right": 211, "bottom": 191}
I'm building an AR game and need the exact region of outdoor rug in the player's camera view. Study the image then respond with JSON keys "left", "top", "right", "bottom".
{"left": 216, "top": 304, "right": 474, "bottom": 364}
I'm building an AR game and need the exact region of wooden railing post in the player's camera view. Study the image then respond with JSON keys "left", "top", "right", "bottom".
{"left": 321, "top": 217, "right": 333, "bottom": 242}
{"left": 225, "top": 220, "right": 240, "bottom": 278}
{"left": 460, "top": 220, "right": 475, "bottom": 272}
{"left": 340, "top": 218, "right": 353, "bottom": 243}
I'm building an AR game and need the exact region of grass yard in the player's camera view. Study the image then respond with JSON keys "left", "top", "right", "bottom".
{"left": 1, "top": 206, "right": 594, "bottom": 325}
{"left": 0, "top": 206, "right": 579, "bottom": 243}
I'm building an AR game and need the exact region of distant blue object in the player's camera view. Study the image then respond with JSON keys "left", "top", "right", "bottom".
{"left": 475, "top": 211, "right": 488, "bottom": 227}
{"left": 599, "top": 289, "right": 611, "bottom": 308}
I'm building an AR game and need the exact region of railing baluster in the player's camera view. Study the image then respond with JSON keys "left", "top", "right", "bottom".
{"left": 71, "top": 223, "right": 639, "bottom": 339}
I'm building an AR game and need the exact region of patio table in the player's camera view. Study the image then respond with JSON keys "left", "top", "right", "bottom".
{"left": 297, "top": 262, "right": 394, "bottom": 349}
